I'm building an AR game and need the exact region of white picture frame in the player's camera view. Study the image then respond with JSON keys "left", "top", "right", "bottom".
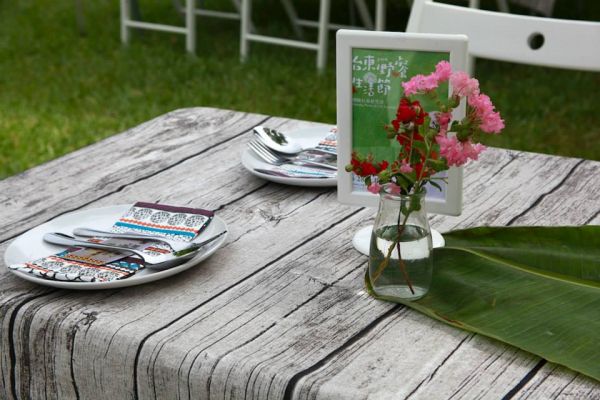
{"left": 336, "top": 30, "right": 468, "bottom": 216}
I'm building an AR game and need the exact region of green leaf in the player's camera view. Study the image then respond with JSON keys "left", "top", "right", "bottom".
{"left": 365, "top": 225, "right": 600, "bottom": 381}
{"left": 426, "top": 179, "right": 443, "bottom": 192}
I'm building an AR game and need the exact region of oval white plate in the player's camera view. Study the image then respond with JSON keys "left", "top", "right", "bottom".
{"left": 4, "top": 204, "right": 228, "bottom": 290}
{"left": 241, "top": 126, "right": 337, "bottom": 187}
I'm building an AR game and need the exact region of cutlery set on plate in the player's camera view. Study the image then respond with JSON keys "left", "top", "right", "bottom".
{"left": 248, "top": 126, "right": 338, "bottom": 179}
{"left": 8, "top": 202, "right": 228, "bottom": 284}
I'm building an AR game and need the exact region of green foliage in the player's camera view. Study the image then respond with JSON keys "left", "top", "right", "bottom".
{"left": 0, "top": 0, "right": 599, "bottom": 179}
{"left": 366, "top": 225, "right": 600, "bottom": 381}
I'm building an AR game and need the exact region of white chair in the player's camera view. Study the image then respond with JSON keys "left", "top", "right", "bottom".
{"left": 120, "top": 0, "right": 243, "bottom": 54}
{"left": 240, "top": 0, "right": 387, "bottom": 72}
{"left": 406, "top": 0, "right": 600, "bottom": 73}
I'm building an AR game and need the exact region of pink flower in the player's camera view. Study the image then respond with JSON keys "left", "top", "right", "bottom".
{"left": 367, "top": 183, "right": 382, "bottom": 194}
{"left": 387, "top": 183, "right": 402, "bottom": 195}
{"left": 436, "top": 111, "right": 453, "bottom": 130}
{"left": 479, "top": 111, "right": 505, "bottom": 133}
{"left": 468, "top": 92, "right": 493, "bottom": 112}
{"left": 436, "top": 135, "right": 486, "bottom": 167}
{"left": 401, "top": 75, "right": 422, "bottom": 96}
{"left": 434, "top": 61, "right": 452, "bottom": 82}
{"left": 469, "top": 93, "right": 505, "bottom": 134}
{"left": 450, "top": 71, "right": 480, "bottom": 97}
{"left": 399, "top": 160, "right": 413, "bottom": 173}
{"left": 402, "top": 74, "right": 439, "bottom": 95}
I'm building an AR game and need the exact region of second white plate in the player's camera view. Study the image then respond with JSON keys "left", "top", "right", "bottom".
{"left": 241, "top": 126, "right": 338, "bottom": 187}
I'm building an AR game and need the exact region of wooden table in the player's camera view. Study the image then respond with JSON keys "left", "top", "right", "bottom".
{"left": 1, "top": 108, "right": 599, "bottom": 399}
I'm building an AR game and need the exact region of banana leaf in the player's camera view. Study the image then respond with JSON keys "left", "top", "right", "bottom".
{"left": 365, "top": 226, "right": 600, "bottom": 381}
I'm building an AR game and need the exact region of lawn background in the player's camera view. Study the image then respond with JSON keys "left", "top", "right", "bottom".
{"left": 1, "top": 0, "right": 599, "bottom": 179}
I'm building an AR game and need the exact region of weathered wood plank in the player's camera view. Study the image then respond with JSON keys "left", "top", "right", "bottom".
{"left": 509, "top": 159, "right": 600, "bottom": 227}
{"left": 0, "top": 107, "right": 268, "bottom": 242}
{"left": 431, "top": 150, "right": 582, "bottom": 232}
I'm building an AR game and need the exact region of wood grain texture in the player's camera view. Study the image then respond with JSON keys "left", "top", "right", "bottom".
{"left": 1, "top": 108, "right": 598, "bottom": 399}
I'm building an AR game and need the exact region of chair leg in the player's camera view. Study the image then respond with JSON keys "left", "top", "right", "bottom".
{"left": 120, "top": 0, "right": 130, "bottom": 44}
{"left": 353, "top": 0, "right": 374, "bottom": 30}
{"left": 185, "top": 0, "right": 196, "bottom": 54}
{"left": 281, "top": 0, "right": 305, "bottom": 39}
{"left": 316, "top": 0, "right": 331, "bottom": 71}
{"left": 375, "top": 0, "right": 386, "bottom": 31}
{"left": 240, "top": 0, "right": 251, "bottom": 62}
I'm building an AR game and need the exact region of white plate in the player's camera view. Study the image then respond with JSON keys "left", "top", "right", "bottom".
{"left": 4, "top": 204, "right": 228, "bottom": 290}
{"left": 241, "top": 126, "right": 337, "bottom": 187}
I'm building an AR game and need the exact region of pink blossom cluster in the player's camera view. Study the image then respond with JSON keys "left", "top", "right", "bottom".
{"left": 469, "top": 93, "right": 505, "bottom": 134}
{"left": 449, "top": 71, "right": 479, "bottom": 97}
{"left": 401, "top": 60, "right": 504, "bottom": 168}
{"left": 436, "top": 135, "right": 486, "bottom": 167}
{"left": 402, "top": 61, "right": 453, "bottom": 95}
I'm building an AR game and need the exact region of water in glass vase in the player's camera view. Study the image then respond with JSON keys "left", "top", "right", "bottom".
{"left": 369, "top": 224, "right": 432, "bottom": 301}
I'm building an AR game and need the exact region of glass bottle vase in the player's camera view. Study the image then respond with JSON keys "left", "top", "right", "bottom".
{"left": 368, "top": 190, "right": 433, "bottom": 301}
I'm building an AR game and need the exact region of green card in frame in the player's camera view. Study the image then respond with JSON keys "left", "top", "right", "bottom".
{"left": 336, "top": 30, "right": 468, "bottom": 216}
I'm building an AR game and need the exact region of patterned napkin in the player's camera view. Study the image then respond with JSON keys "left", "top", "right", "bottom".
{"left": 9, "top": 248, "right": 143, "bottom": 282}
{"left": 314, "top": 129, "right": 337, "bottom": 154}
{"left": 111, "top": 202, "right": 213, "bottom": 242}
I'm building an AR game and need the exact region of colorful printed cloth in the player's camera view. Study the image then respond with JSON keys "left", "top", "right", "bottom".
{"left": 111, "top": 202, "right": 214, "bottom": 242}
{"left": 314, "top": 129, "right": 337, "bottom": 154}
{"left": 9, "top": 248, "right": 143, "bottom": 282}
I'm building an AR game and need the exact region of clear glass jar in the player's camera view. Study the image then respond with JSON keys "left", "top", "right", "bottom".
{"left": 368, "top": 190, "right": 433, "bottom": 301}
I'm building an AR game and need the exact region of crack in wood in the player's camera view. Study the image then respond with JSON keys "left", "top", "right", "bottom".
{"left": 282, "top": 305, "right": 401, "bottom": 400}
{"left": 403, "top": 334, "right": 473, "bottom": 400}
{"left": 487, "top": 152, "right": 519, "bottom": 181}
{"left": 584, "top": 209, "right": 600, "bottom": 225}
{"left": 507, "top": 159, "right": 585, "bottom": 226}
{"left": 501, "top": 359, "right": 547, "bottom": 400}
{"left": 193, "top": 321, "right": 278, "bottom": 400}
{"left": 7, "top": 291, "right": 55, "bottom": 400}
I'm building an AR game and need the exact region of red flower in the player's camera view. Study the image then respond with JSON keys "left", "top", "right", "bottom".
{"left": 396, "top": 98, "right": 417, "bottom": 123}
{"left": 360, "top": 161, "right": 377, "bottom": 176}
{"left": 393, "top": 98, "right": 427, "bottom": 127}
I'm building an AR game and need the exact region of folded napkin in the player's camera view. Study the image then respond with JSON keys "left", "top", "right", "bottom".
{"left": 314, "top": 130, "right": 337, "bottom": 154}
{"left": 112, "top": 202, "right": 214, "bottom": 242}
{"left": 10, "top": 248, "right": 143, "bottom": 282}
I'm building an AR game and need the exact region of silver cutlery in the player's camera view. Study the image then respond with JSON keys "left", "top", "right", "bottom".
{"left": 253, "top": 126, "right": 336, "bottom": 156}
{"left": 73, "top": 227, "right": 192, "bottom": 252}
{"left": 253, "top": 168, "right": 335, "bottom": 179}
{"left": 248, "top": 139, "right": 337, "bottom": 170}
{"left": 43, "top": 231, "right": 227, "bottom": 270}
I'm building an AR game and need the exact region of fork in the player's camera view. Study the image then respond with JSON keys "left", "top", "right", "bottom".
{"left": 43, "top": 231, "right": 227, "bottom": 270}
{"left": 248, "top": 139, "right": 337, "bottom": 170}
{"left": 73, "top": 227, "right": 193, "bottom": 252}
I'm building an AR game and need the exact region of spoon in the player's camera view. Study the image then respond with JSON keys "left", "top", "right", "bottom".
{"left": 253, "top": 126, "right": 336, "bottom": 156}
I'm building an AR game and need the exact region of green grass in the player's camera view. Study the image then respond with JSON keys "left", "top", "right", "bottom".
{"left": 0, "top": 0, "right": 599, "bottom": 179}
